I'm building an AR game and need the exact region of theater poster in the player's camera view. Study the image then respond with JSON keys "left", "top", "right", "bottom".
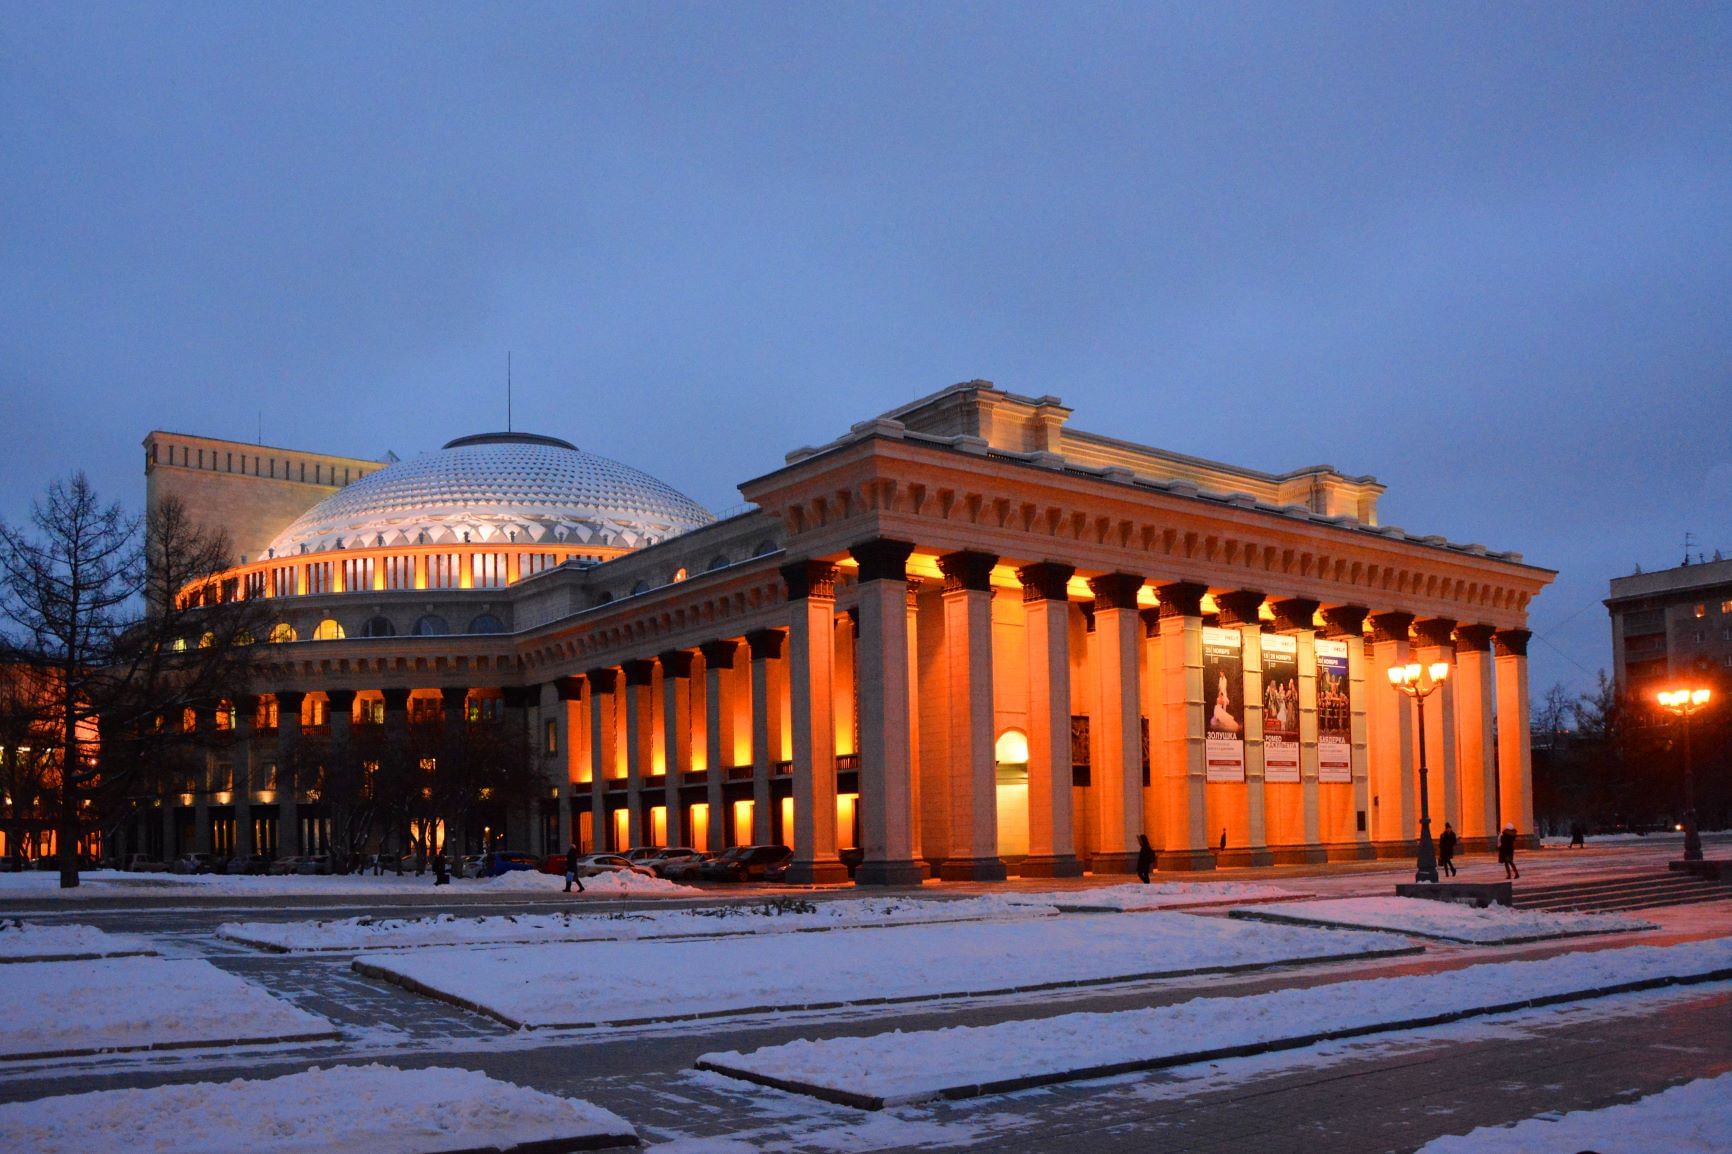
{"left": 1261, "top": 632, "right": 1300, "bottom": 783}
{"left": 1202, "top": 626, "right": 1245, "bottom": 782}
{"left": 1315, "top": 637, "right": 1352, "bottom": 782}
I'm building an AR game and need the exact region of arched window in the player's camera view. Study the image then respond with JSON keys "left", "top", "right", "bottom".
{"left": 361, "top": 615, "right": 396, "bottom": 638}
{"left": 995, "top": 728, "right": 1030, "bottom": 766}
{"left": 312, "top": 618, "right": 345, "bottom": 641}
{"left": 631, "top": 579, "right": 650, "bottom": 596}
{"left": 707, "top": 554, "right": 730, "bottom": 571}
{"left": 413, "top": 614, "right": 449, "bottom": 636}
{"left": 269, "top": 623, "right": 298, "bottom": 644}
{"left": 753, "top": 538, "right": 778, "bottom": 557}
{"left": 467, "top": 613, "right": 505, "bottom": 635}
{"left": 671, "top": 567, "right": 688, "bottom": 583}
{"left": 593, "top": 591, "right": 613, "bottom": 606}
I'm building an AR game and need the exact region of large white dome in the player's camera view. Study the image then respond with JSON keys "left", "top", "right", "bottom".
{"left": 265, "top": 432, "right": 714, "bottom": 557}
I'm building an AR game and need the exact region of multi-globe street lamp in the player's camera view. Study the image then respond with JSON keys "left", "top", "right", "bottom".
{"left": 1389, "top": 660, "right": 1451, "bottom": 884}
{"left": 1656, "top": 686, "right": 1713, "bottom": 863}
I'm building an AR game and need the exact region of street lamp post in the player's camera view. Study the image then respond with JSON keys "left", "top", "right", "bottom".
{"left": 1389, "top": 660, "right": 1451, "bottom": 884}
{"left": 1656, "top": 687, "right": 1712, "bottom": 863}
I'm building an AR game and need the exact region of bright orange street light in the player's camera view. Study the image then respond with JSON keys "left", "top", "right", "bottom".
{"left": 1656, "top": 686, "right": 1713, "bottom": 863}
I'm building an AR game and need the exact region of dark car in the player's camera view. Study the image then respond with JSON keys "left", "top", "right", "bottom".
{"left": 645, "top": 847, "right": 706, "bottom": 878}
{"left": 224, "top": 853, "right": 274, "bottom": 875}
{"left": 697, "top": 844, "right": 791, "bottom": 882}
{"left": 480, "top": 850, "right": 541, "bottom": 877}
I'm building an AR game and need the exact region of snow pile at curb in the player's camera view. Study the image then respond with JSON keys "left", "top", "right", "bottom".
{"left": 0, "top": 919, "right": 155, "bottom": 961}
{"left": 477, "top": 869, "right": 695, "bottom": 895}
{"left": 354, "top": 911, "right": 1414, "bottom": 1028}
{"left": 1, "top": 956, "right": 336, "bottom": 1060}
{"left": 1019, "top": 882, "right": 1306, "bottom": 911}
{"left": 697, "top": 937, "right": 1732, "bottom": 1107}
{"left": 0, "top": 1063, "right": 638, "bottom": 1154}
{"left": 223, "top": 894, "right": 1054, "bottom": 952}
{"left": 1229, "top": 896, "right": 1654, "bottom": 943}
{"left": 1416, "top": 1071, "right": 1732, "bottom": 1153}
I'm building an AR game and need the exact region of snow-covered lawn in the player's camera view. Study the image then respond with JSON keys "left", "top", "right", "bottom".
{"left": 222, "top": 894, "right": 1055, "bottom": 952}
{"left": 354, "top": 911, "right": 1415, "bottom": 1028}
{"left": 0, "top": 1064, "right": 637, "bottom": 1154}
{"left": 1229, "top": 896, "right": 1654, "bottom": 943}
{"left": 1416, "top": 1071, "right": 1732, "bottom": 1153}
{"left": 0, "top": 919, "right": 155, "bottom": 961}
{"left": 1026, "top": 882, "right": 1306, "bottom": 911}
{"left": 698, "top": 937, "right": 1732, "bottom": 1107}
{"left": 1, "top": 956, "right": 337, "bottom": 1060}
{"left": 0, "top": 867, "right": 692, "bottom": 900}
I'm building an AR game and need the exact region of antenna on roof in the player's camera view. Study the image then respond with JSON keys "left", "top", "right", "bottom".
{"left": 507, "top": 351, "right": 513, "bottom": 432}
{"left": 1683, "top": 530, "right": 1697, "bottom": 566}
{"left": 257, "top": 410, "right": 263, "bottom": 445}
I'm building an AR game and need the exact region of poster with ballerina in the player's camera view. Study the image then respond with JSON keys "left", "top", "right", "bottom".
{"left": 1315, "top": 637, "right": 1353, "bottom": 782}
{"left": 1202, "top": 626, "right": 1245, "bottom": 782}
{"left": 1261, "top": 632, "right": 1300, "bottom": 783}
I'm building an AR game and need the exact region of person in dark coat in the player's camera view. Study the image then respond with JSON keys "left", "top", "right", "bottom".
{"left": 432, "top": 850, "right": 449, "bottom": 886}
{"left": 564, "top": 842, "right": 585, "bottom": 894}
{"left": 1497, "top": 823, "right": 1519, "bottom": 879}
{"left": 1569, "top": 820, "right": 1586, "bottom": 848}
{"left": 1135, "top": 834, "right": 1156, "bottom": 884}
{"left": 1219, "top": 828, "right": 1227, "bottom": 852}
{"left": 1437, "top": 823, "right": 1458, "bottom": 877}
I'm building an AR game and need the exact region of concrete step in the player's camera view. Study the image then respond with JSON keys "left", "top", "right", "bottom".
{"left": 1512, "top": 871, "right": 1732, "bottom": 913}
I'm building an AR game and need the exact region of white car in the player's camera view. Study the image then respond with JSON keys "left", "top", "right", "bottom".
{"left": 571, "top": 853, "right": 657, "bottom": 879}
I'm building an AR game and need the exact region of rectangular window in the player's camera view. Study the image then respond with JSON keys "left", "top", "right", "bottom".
{"left": 411, "top": 698, "right": 440, "bottom": 724}
{"left": 359, "top": 699, "right": 384, "bottom": 724}
{"left": 1694, "top": 603, "right": 1707, "bottom": 618}
{"left": 1723, "top": 599, "right": 1732, "bottom": 615}
{"left": 467, "top": 697, "right": 503, "bottom": 723}
{"left": 545, "top": 719, "right": 558, "bottom": 754}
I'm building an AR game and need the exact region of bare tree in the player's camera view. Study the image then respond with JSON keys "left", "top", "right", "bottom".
{"left": 0, "top": 475, "right": 266, "bottom": 887}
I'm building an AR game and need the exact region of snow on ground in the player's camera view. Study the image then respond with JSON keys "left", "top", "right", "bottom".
{"left": 698, "top": 937, "right": 1732, "bottom": 1106}
{"left": 1, "top": 955, "right": 336, "bottom": 1060}
{"left": 354, "top": 911, "right": 1413, "bottom": 1027}
{"left": 222, "top": 894, "right": 1055, "bottom": 952}
{"left": 0, "top": 1063, "right": 636, "bottom": 1154}
{"left": 1539, "top": 830, "right": 1687, "bottom": 847}
{"left": 1415, "top": 1071, "right": 1732, "bottom": 1153}
{"left": 1024, "top": 881, "right": 1306, "bottom": 910}
{"left": 1230, "top": 896, "right": 1654, "bottom": 943}
{"left": 0, "top": 919, "right": 155, "bottom": 961}
{"left": 0, "top": 867, "right": 688, "bottom": 900}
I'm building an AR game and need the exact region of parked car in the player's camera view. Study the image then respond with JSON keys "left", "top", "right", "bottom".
{"left": 123, "top": 853, "right": 170, "bottom": 873}
{"left": 171, "top": 852, "right": 222, "bottom": 875}
{"left": 570, "top": 853, "right": 657, "bottom": 879}
{"left": 658, "top": 852, "right": 714, "bottom": 882}
{"left": 764, "top": 846, "right": 863, "bottom": 882}
{"left": 697, "top": 844, "right": 792, "bottom": 882}
{"left": 478, "top": 850, "right": 540, "bottom": 878}
{"left": 623, "top": 847, "right": 664, "bottom": 864}
{"left": 644, "top": 847, "right": 705, "bottom": 877}
{"left": 459, "top": 854, "right": 486, "bottom": 878}
{"left": 224, "top": 854, "right": 274, "bottom": 875}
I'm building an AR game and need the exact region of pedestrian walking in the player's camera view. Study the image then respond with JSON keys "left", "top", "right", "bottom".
{"left": 1569, "top": 820, "right": 1586, "bottom": 848}
{"left": 1219, "top": 828, "right": 1227, "bottom": 852}
{"left": 1497, "top": 823, "right": 1520, "bottom": 879}
{"left": 432, "top": 850, "right": 449, "bottom": 886}
{"left": 564, "top": 842, "right": 585, "bottom": 894}
{"left": 1135, "top": 834, "right": 1156, "bottom": 884}
{"left": 1437, "top": 823, "right": 1458, "bottom": 877}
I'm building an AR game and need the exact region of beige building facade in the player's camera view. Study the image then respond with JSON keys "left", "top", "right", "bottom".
{"left": 133, "top": 382, "right": 1553, "bottom": 879}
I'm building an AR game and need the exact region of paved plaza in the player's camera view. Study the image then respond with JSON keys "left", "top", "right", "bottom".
{"left": 1, "top": 836, "right": 1728, "bottom": 1152}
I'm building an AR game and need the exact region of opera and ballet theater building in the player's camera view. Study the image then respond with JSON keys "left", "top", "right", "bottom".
{"left": 130, "top": 381, "right": 1552, "bottom": 882}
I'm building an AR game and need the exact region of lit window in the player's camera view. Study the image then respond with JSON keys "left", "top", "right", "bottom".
{"left": 312, "top": 618, "right": 345, "bottom": 641}
{"left": 545, "top": 719, "right": 558, "bottom": 754}
{"left": 269, "top": 623, "right": 297, "bottom": 644}
{"left": 1694, "top": 603, "right": 1707, "bottom": 618}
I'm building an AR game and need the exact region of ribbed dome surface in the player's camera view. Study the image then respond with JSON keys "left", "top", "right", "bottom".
{"left": 266, "top": 432, "right": 713, "bottom": 557}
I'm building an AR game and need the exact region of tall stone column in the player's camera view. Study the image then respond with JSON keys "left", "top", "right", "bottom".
{"left": 381, "top": 687, "right": 412, "bottom": 855}
{"left": 782, "top": 561, "right": 846, "bottom": 882}
{"left": 553, "top": 678, "right": 584, "bottom": 848}
{"left": 700, "top": 640, "right": 738, "bottom": 852}
{"left": 274, "top": 691, "right": 305, "bottom": 858}
{"left": 937, "top": 550, "right": 1004, "bottom": 881}
{"left": 1453, "top": 626, "right": 1498, "bottom": 843}
{"left": 1089, "top": 572, "right": 1147, "bottom": 874}
{"left": 440, "top": 687, "right": 468, "bottom": 853}
{"left": 745, "top": 629, "right": 785, "bottom": 846}
{"left": 191, "top": 704, "right": 215, "bottom": 855}
{"left": 586, "top": 669, "right": 618, "bottom": 850}
{"left": 1155, "top": 582, "right": 1213, "bottom": 870}
{"left": 1215, "top": 590, "right": 1272, "bottom": 866}
{"left": 1272, "top": 598, "right": 1326, "bottom": 863}
{"left": 1018, "top": 562, "right": 1083, "bottom": 877}
{"left": 621, "top": 660, "right": 656, "bottom": 848}
{"left": 1322, "top": 606, "right": 1375, "bottom": 858}
{"left": 325, "top": 690, "right": 356, "bottom": 866}
{"left": 659, "top": 650, "right": 694, "bottom": 847}
{"left": 905, "top": 583, "right": 924, "bottom": 862}
{"left": 501, "top": 686, "right": 536, "bottom": 850}
{"left": 1413, "top": 617, "right": 1459, "bottom": 832}
{"left": 232, "top": 695, "right": 257, "bottom": 858}
{"left": 851, "top": 540, "right": 923, "bottom": 885}
{"left": 1494, "top": 628, "right": 1536, "bottom": 842}
{"left": 1366, "top": 611, "right": 1416, "bottom": 852}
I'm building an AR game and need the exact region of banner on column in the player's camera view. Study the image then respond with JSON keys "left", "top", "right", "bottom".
{"left": 1202, "top": 626, "right": 1245, "bottom": 782}
{"left": 1261, "top": 632, "right": 1300, "bottom": 783}
{"left": 1316, "top": 637, "right": 1352, "bottom": 783}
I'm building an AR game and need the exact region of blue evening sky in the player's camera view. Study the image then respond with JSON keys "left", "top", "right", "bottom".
{"left": 3, "top": 3, "right": 1729, "bottom": 697}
